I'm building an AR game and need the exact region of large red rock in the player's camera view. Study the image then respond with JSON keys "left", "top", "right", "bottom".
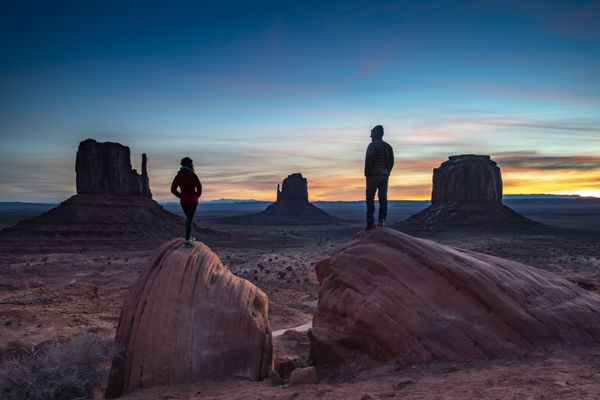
{"left": 310, "top": 228, "right": 600, "bottom": 371}
{"left": 105, "top": 239, "right": 272, "bottom": 398}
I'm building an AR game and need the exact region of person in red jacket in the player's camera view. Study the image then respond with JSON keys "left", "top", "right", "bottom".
{"left": 171, "top": 157, "right": 202, "bottom": 247}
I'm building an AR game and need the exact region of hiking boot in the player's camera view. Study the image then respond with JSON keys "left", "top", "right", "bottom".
{"left": 365, "top": 224, "right": 377, "bottom": 231}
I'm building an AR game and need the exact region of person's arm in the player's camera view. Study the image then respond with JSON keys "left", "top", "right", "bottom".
{"left": 364, "top": 143, "right": 374, "bottom": 176}
{"left": 388, "top": 144, "right": 394, "bottom": 172}
{"left": 170, "top": 175, "right": 181, "bottom": 198}
{"left": 195, "top": 175, "right": 203, "bottom": 198}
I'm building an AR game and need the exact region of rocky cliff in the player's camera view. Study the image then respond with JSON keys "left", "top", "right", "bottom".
{"left": 277, "top": 173, "right": 309, "bottom": 202}
{"left": 76, "top": 139, "right": 151, "bottom": 198}
{"left": 400, "top": 155, "right": 534, "bottom": 229}
{"left": 431, "top": 155, "right": 501, "bottom": 204}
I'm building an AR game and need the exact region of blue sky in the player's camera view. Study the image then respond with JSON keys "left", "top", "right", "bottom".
{"left": 1, "top": 0, "right": 599, "bottom": 201}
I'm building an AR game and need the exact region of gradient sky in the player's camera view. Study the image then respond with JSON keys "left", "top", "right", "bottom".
{"left": 1, "top": 0, "right": 599, "bottom": 201}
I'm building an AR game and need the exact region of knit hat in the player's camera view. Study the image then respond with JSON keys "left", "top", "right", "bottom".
{"left": 180, "top": 157, "right": 193, "bottom": 168}
{"left": 371, "top": 125, "right": 384, "bottom": 138}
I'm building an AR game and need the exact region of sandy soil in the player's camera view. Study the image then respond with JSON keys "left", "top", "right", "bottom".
{"left": 1, "top": 220, "right": 600, "bottom": 399}
{"left": 121, "top": 344, "right": 600, "bottom": 400}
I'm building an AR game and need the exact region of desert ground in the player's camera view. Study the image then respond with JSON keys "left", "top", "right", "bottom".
{"left": 1, "top": 198, "right": 599, "bottom": 399}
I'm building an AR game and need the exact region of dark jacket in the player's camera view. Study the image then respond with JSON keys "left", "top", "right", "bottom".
{"left": 171, "top": 167, "right": 202, "bottom": 206}
{"left": 365, "top": 139, "right": 394, "bottom": 176}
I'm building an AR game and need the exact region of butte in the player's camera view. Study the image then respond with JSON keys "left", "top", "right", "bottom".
{"left": 1, "top": 139, "right": 220, "bottom": 246}
{"left": 398, "top": 154, "right": 536, "bottom": 231}
{"left": 217, "top": 173, "right": 340, "bottom": 225}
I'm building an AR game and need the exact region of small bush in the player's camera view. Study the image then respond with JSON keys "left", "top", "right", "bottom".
{"left": 0, "top": 334, "right": 119, "bottom": 400}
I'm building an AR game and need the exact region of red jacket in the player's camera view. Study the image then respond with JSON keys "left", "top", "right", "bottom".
{"left": 171, "top": 168, "right": 202, "bottom": 206}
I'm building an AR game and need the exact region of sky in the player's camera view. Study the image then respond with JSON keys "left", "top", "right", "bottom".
{"left": 1, "top": 0, "right": 599, "bottom": 202}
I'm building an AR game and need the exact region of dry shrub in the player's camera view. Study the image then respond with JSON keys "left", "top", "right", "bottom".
{"left": 0, "top": 334, "right": 119, "bottom": 400}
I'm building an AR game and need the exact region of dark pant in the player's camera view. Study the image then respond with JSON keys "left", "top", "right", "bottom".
{"left": 366, "top": 175, "right": 389, "bottom": 226}
{"left": 182, "top": 204, "right": 197, "bottom": 240}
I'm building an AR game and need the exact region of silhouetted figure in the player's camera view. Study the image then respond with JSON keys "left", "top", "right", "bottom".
{"left": 364, "top": 125, "right": 394, "bottom": 230}
{"left": 171, "top": 157, "right": 202, "bottom": 247}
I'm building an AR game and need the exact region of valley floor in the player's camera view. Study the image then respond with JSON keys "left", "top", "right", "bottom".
{"left": 1, "top": 219, "right": 599, "bottom": 399}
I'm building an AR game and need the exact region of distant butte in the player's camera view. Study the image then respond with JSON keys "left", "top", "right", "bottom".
{"left": 1, "top": 139, "right": 222, "bottom": 244}
{"left": 218, "top": 173, "right": 340, "bottom": 225}
{"left": 399, "top": 154, "right": 536, "bottom": 230}
{"left": 76, "top": 138, "right": 152, "bottom": 198}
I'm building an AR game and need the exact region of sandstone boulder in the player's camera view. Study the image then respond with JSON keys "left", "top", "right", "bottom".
{"left": 310, "top": 228, "right": 600, "bottom": 372}
{"left": 288, "top": 366, "right": 318, "bottom": 386}
{"left": 105, "top": 239, "right": 272, "bottom": 398}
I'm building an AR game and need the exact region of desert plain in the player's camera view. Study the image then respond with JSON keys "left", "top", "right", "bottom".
{"left": 1, "top": 197, "right": 600, "bottom": 399}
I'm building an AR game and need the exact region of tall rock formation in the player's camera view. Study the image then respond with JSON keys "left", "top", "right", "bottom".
{"left": 218, "top": 173, "right": 339, "bottom": 225}
{"left": 105, "top": 239, "right": 272, "bottom": 398}
{"left": 276, "top": 173, "right": 308, "bottom": 202}
{"left": 75, "top": 139, "right": 152, "bottom": 197}
{"left": 310, "top": 228, "right": 600, "bottom": 373}
{"left": 431, "top": 155, "right": 501, "bottom": 204}
{"left": 400, "top": 154, "right": 534, "bottom": 229}
{"left": 1, "top": 139, "right": 222, "bottom": 243}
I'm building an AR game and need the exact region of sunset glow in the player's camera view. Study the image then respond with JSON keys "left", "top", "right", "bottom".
{"left": 1, "top": 1, "right": 599, "bottom": 202}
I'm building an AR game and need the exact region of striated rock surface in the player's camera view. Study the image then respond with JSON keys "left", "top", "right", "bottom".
{"left": 105, "top": 239, "right": 272, "bottom": 398}
{"left": 218, "top": 173, "right": 339, "bottom": 225}
{"left": 76, "top": 139, "right": 151, "bottom": 198}
{"left": 310, "top": 228, "right": 600, "bottom": 372}
{"left": 401, "top": 155, "right": 534, "bottom": 229}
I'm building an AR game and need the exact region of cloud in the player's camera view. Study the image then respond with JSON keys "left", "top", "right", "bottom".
{"left": 494, "top": 151, "right": 600, "bottom": 171}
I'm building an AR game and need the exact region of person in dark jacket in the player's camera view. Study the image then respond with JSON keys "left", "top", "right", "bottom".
{"left": 171, "top": 157, "right": 202, "bottom": 247}
{"left": 364, "top": 125, "right": 394, "bottom": 230}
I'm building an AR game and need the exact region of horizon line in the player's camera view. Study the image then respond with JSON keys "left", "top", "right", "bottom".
{"left": 1, "top": 192, "right": 598, "bottom": 204}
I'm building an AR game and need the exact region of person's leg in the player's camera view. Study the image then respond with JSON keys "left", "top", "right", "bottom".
{"left": 181, "top": 205, "right": 189, "bottom": 239}
{"left": 377, "top": 176, "right": 389, "bottom": 225}
{"left": 365, "top": 176, "right": 377, "bottom": 227}
{"left": 183, "top": 205, "right": 197, "bottom": 241}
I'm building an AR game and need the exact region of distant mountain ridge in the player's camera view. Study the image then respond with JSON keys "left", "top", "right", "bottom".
{"left": 0, "top": 194, "right": 597, "bottom": 208}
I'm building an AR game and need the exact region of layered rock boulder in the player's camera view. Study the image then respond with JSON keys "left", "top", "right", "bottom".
{"left": 310, "top": 228, "right": 600, "bottom": 372}
{"left": 218, "top": 173, "right": 339, "bottom": 225}
{"left": 1, "top": 139, "right": 220, "bottom": 243}
{"left": 105, "top": 239, "right": 272, "bottom": 398}
{"left": 400, "top": 155, "right": 534, "bottom": 229}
